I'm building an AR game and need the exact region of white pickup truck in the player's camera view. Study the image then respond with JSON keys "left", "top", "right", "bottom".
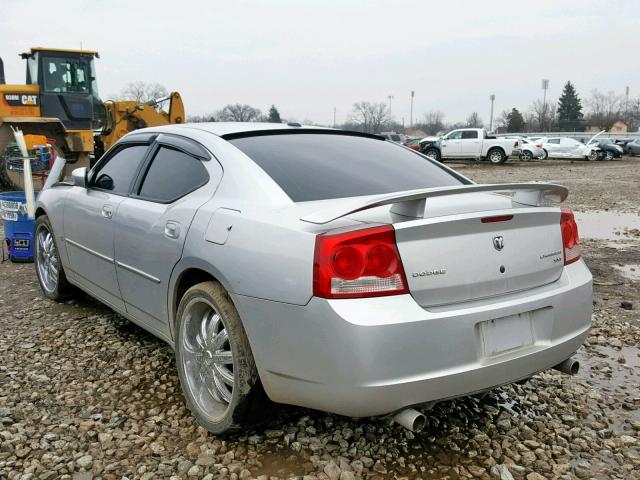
{"left": 419, "top": 128, "right": 521, "bottom": 164}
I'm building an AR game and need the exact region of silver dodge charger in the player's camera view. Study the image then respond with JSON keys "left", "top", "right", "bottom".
{"left": 34, "top": 123, "right": 592, "bottom": 433}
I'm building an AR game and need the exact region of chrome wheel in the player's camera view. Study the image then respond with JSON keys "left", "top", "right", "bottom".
{"left": 520, "top": 150, "right": 532, "bottom": 161}
{"left": 488, "top": 150, "right": 504, "bottom": 164}
{"left": 587, "top": 150, "right": 599, "bottom": 161}
{"left": 36, "top": 226, "right": 59, "bottom": 293}
{"left": 181, "top": 299, "right": 235, "bottom": 417}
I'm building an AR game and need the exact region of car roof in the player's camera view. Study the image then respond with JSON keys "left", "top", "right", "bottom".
{"left": 166, "top": 122, "right": 334, "bottom": 137}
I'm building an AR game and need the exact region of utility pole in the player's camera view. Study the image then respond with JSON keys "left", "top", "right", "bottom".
{"left": 333, "top": 107, "right": 336, "bottom": 128}
{"left": 541, "top": 79, "right": 549, "bottom": 131}
{"left": 410, "top": 90, "right": 415, "bottom": 128}
{"left": 625, "top": 86, "right": 630, "bottom": 124}
{"left": 387, "top": 95, "right": 394, "bottom": 116}
{"left": 489, "top": 94, "right": 495, "bottom": 132}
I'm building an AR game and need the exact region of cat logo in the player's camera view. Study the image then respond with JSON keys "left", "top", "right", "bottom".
{"left": 21, "top": 95, "right": 38, "bottom": 105}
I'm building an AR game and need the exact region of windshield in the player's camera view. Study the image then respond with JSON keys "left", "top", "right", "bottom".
{"left": 42, "top": 55, "right": 92, "bottom": 93}
{"left": 228, "top": 133, "right": 467, "bottom": 202}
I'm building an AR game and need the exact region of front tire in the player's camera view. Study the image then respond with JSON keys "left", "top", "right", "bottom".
{"left": 423, "top": 147, "right": 441, "bottom": 162}
{"left": 604, "top": 150, "right": 614, "bottom": 161}
{"left": 540, "top": 149, "right": 548, "bottom": 160}
{"left": 520, "top": 150, "right": 533, "bottom": 161}
{"left": 587, "top": 150, "right": 599, "bottom": 161}
{"left": 487, "top": 148, "right": 507, "bottom": 164}
{"left": 175, "top": 281, "right": 265, "bottom": 434}
{"left": 34, "top": 215, "right": 73, "bottom": 301}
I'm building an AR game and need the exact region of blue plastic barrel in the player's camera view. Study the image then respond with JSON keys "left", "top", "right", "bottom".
{"left": 0, "top": 191, "right": 36, "bottom": 262}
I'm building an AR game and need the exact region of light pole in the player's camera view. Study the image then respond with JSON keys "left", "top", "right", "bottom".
{"left": 541, "top": 79, "right": 549, "bottom": 131}
{"left": 489, "top": 94, "right": 495, "bottom": 132}
{"left": 333, "top": 107, "right": 336, "bottom": 128}
{"left": 410, "top": 90, "right": 415, "bottom": 128}
{"left": 388, "top": 95, "right": 394, "bottom": 116}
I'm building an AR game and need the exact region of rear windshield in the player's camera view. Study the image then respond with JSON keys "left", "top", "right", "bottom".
{"left": 228, "top": 133, "right": 466, "bottom": 202}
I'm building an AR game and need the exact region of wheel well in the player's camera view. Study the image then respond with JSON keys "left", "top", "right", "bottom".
{"left": 35, "top": 207, "right": 46, "bottom": 218}
{"left": 487, "top": 146, "right": 505, "bottom": 155}
{"left": 173, "top": 268, "right": 218, "bottom": 318}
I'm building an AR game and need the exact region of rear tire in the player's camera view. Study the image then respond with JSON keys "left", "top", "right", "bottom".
{"left": 540, "top": 149, "right": 548, "bottom": 160}
{"left": 487, "top": 148, "right": 506, "bottom": 164}
{"left": 34, "top": 215, "right": 73, "bottom": 301}
{"left": 175, "top": 281, "right": 267, "bottom": 434}
{"left": 604, "top": 150, "right": 614, "bottom": 161}
{"left": 587, "top": 150, "right": 599, "bottom": 161}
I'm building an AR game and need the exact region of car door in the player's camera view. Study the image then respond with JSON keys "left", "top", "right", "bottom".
{"left": 459, "top": 130, "right": 481, "bottom": 156}
{"left": 561, "top": 138, "right": 583, "bottom": 158}
{"left": 544, "top": 138, "right": 562, "bottom": 157}
{"left": 63, "top": 142, "right": 151, "bottom": 310}
{"left": 441, "top": 130, "right": 463, "bottom": 157}
{"left": 113, "top": 134, "right": 221, "bottom": 336}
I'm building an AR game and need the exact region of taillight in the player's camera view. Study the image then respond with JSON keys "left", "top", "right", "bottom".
{"left": 313, "top": 225, "right": 409, "bottom": 299}
{"left": 536, "top": 143, "right": 543, "bottom": 148}
{"left": 560, "top": 209, "right": 581, "bottom": 265}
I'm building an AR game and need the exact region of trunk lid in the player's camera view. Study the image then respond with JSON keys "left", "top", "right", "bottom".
{"left": 394, "top": 204, "right": 564, "bottom": 307}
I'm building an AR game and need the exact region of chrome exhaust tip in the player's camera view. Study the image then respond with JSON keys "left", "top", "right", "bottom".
{"left": 553, "top": 357, "right": 580, "bottom": 375}
{"left": 393, "top": 408, "right": 426, "bottom": 432}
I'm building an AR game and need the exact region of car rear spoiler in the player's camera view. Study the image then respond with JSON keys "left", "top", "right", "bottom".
{"left": 300, "top": 183, "right": 568, "bottom": 224}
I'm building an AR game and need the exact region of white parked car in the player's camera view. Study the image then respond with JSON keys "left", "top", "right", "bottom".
{"left": 499, "top": 136, "right": 545, "bottom": 161}
{"left": 538, "top": 132, "right": 604, "bottom": 160}
{"left": 420, "top": 128, "right": 521, "bottom": 164}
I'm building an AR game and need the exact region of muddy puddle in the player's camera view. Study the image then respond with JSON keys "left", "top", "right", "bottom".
{"left": 574, "top": 211, "right": 640, "bottom": 240}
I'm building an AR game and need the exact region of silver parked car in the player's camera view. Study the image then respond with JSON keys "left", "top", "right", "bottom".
{"left": 35, "top": 123, "right": 593, "bottom": 433}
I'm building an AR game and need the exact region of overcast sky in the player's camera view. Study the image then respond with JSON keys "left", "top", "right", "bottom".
{"left": 1, "top": 0, "right": 638, "bottom": 126}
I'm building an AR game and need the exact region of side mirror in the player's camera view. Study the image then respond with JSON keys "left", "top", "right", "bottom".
{"left": 72, "top": 167, "right": 87, "bottom": 188}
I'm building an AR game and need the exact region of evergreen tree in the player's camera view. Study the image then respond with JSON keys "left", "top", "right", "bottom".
{"left": 506, "top": 108, "right": 525, "bottom": 132}
{"left": 557, "top": 81, "right": 583, "bottom": 131}
{"left": 267, "top": 105, "right": 282, "bottom": 123}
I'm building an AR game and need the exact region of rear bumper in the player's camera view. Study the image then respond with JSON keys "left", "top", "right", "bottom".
{"left": 233, "top": 260, "right": 592, "bottom": 417}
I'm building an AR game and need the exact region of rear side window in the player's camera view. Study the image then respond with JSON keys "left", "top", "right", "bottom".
{"left": 138, "top": 146, "right": 208, "bottom": 202}
{"left": 91, "top": 144, "right": 148, "bottom": 195}
{"left": 548, "top": 138, "right": 561, "bottom": 144}
{"left": 228, "top": 133, "right": 466, "bottom": 202}
{"left": 461, "top": 130, "right": 478, "bottom": 139}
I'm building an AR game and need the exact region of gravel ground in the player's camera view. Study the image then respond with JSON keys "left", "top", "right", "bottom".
{"left": 1, "top": 157, "right": 639, "bottom": 480}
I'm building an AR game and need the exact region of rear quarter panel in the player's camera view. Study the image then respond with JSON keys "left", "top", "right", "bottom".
{"left": 36, "top": 185, "right": 72, "bottom": 267}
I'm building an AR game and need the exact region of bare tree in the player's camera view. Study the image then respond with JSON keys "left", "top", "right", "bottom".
{"left": 119, "top": 81, "right": 169, "bottom": 103}
{"left": 627, "top": 97, "right": 640, "bottom": 132}
{"left": 496, "top": 110, "right": 510, "bottom": 129}
{"left": 465, "top": 112, "right": 484, "bottom": 128}
{"left": 530, "top": 99, "right": 556, "bottom": 132}
{"left": 418, "top": 110, "right": 446, "bottom": 135}
{"left": 585, "top": 90, "right": 623, "bottom": 130}
{"left": 217, "top": 104, "right": 263, "bottom": 122}
{"left": 349, "top": 102, "right": 390, "bottom": 133}
{"left": 188, "top": 113, "right": 218, "bottom": 123}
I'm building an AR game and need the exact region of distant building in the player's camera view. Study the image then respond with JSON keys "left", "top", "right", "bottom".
{"left": 586, "top": 120, "right": 628, "bottom": 133}
{"left": 610, "top": 121, "right": 628, "bottom": 133}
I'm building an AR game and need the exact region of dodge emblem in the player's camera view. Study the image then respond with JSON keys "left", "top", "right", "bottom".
{"left": 493, "top": 236, "right": 504, "bottom": 251}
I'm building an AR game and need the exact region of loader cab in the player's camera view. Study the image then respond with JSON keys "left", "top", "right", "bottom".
{"left": 20, "top": 48, "right": 104, "bottom": 130}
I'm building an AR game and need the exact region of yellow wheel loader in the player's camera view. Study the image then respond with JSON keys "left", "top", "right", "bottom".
{"left": 0, "top": 47, "right": 184, "bottom": 190}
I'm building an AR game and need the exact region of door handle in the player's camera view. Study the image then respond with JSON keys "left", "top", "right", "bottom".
{"left": 165, "top": 221, "right": 180, "bottom": 239}
{"left": 101, "top": 204, "right": 113, "bottom": 219}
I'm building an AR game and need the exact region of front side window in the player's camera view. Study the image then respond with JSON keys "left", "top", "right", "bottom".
{"left": 42, "top": 56, "right": 91, "bottom": 93}
{"left": 548, "top": 138, "right": 561, "bottom": 144}
{"left": 228, "top": 133, "right": 466, "bottom": 202}
{"left": 446, "top": 131, "right": 463, "bottom": 140}
{"left": 91, "top": 145, "right": 148, "bottom": 195}
{"left": 138, "top": 147, "right": 209, "bottom": 202}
